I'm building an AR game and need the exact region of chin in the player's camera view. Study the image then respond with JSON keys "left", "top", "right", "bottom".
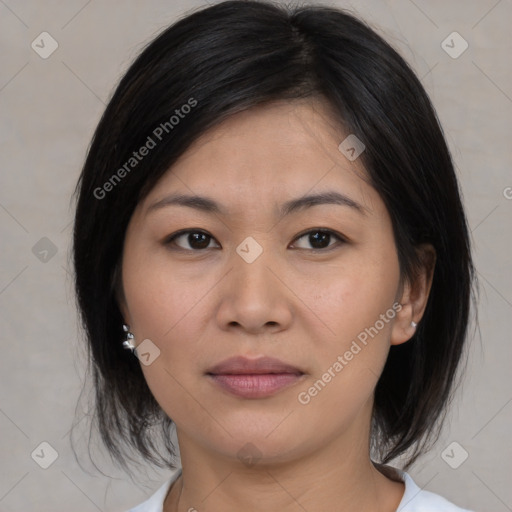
{"left": 199, "top": 423, "right": 313, "bottom": 466}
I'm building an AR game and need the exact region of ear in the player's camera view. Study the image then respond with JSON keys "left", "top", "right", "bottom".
{"left": 391, "top": 243, "right": 436, "bottom": 346}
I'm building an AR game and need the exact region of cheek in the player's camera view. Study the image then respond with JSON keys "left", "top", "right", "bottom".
{"left": 295, "top": 280, "right": 398, "bottom": 420}
{"left": 299, "top": 247, "right": 401, "bottom": 389}
{"left": 123, "top": 258, "right": 211, "bottom": 422}
{"left": 122, "top": 253, "right": 216, "bottom": 393}
{"left": 122, "top": 251, "right": 212, "bottom": 341}
{"left": 304, "top": 249, "right": 400, "bottom": 338}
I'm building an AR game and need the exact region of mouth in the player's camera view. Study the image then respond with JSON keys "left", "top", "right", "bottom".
{"left": 206, "top": 356, "right": 306, "bottom": 399}
{"left": 206, "top": 373, "right": 306, "bottom": 399}
{"left": 206, "top": 355, "right": 304, "bottom": 375}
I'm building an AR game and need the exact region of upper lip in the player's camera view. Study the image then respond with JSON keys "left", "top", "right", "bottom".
{"left": 206, "top": 356, "right": 304, "bottom": 375}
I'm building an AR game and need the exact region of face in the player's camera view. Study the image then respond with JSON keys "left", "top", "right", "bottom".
{"left": 119, "top": 99, "right": 415, "bottom": 466}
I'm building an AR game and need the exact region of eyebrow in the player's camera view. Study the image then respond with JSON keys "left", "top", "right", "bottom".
{"left": 146, "top": 191, "right": 368, "bottom": 218}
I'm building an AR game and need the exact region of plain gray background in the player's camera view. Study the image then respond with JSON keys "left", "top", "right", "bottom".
{"left": 1, "top": 0, "right": 511, "bottom": 511}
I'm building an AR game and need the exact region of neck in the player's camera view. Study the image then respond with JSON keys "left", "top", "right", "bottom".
{"left": 164, "top": 430, "right": 404, "bottom": 512}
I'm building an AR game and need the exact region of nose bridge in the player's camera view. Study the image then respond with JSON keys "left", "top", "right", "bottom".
{"left": 231, "top": 235, "right": 276, "bottom": 296}
{"left": 215, "top": 236, "right": 292, "bottom": 332}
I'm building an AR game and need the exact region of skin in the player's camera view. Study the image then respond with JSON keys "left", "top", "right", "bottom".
{"left": 119, "top": 98, "right": 436, "bottom": 512}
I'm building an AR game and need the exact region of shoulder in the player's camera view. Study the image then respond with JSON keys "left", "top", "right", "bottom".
{"left": 126, "top": 470, "right": 182, "bottom": 512}
{"left": 395, "top": 468, "right": 475, "bottom": 512}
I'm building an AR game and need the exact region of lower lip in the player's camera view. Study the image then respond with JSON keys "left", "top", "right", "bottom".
{"left": 207, "top": 373, "right": 304, "bottom": 398}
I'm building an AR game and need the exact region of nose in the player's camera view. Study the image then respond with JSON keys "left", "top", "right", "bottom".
{"left": 215, "top": 247, "right": 293, "bottom": 335}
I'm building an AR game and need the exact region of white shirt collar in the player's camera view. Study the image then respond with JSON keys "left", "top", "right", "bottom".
{"left": 128, "top": 465, "right": 474, "bottom": 512}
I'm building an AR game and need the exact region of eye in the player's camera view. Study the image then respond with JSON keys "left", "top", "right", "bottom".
{"left": 164, "top": 228, "right": 347, "bottom": 252}
{"left": 164, "top": 229, "right": 220, "bottom": 251}
{"left": 291, "top": 228, "right": 346, "bottom": 251}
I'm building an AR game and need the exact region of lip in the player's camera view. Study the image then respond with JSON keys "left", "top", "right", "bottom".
{"left": 206, "top": 356, "right": 306, "bottom": 399}
{"left": 206, "top": 356, "right": 304, "bottom": 375}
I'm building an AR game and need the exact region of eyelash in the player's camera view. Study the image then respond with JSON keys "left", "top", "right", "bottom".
{"left": 163, "top": 228, "right": 348, "bottom": 253}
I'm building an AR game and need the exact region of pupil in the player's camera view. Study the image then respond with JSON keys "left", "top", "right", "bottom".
{"left": 186, "top": 231, "right": 331, "bottom": 250}
{"left": 310, "top": 231, "right": 330, "bottom": 249}
{"left": 190, "top": 232, "right": 209, "bottom": 249}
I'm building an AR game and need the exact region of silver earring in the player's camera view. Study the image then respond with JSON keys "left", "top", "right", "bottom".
{"left": 411, "top": 321, "right": 418, "bottom": 328}
{"left": 122, "top": 324, "right": 136, "bottom": 352}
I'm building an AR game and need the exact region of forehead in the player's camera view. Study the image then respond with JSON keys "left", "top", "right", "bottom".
{"left": 139, "top": 99, "right": 380, "bottom": 218}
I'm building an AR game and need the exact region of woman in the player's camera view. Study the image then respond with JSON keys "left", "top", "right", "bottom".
{"left": 72, "top": 1, "right": 477, "bottom": 511}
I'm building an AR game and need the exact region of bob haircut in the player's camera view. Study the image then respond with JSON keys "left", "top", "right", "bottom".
{"left": 72, "top": 0, "right": 477, "bottom": 471}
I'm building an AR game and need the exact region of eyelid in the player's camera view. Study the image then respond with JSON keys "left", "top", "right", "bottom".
{"left": 164, "top": 227, "right": 348, "bottom": 252}
{"left": 290, "top": 228, "right": 348, "bottom": 250}
{"left": 164, "top": 229, "right": 220, "bottom": 250}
